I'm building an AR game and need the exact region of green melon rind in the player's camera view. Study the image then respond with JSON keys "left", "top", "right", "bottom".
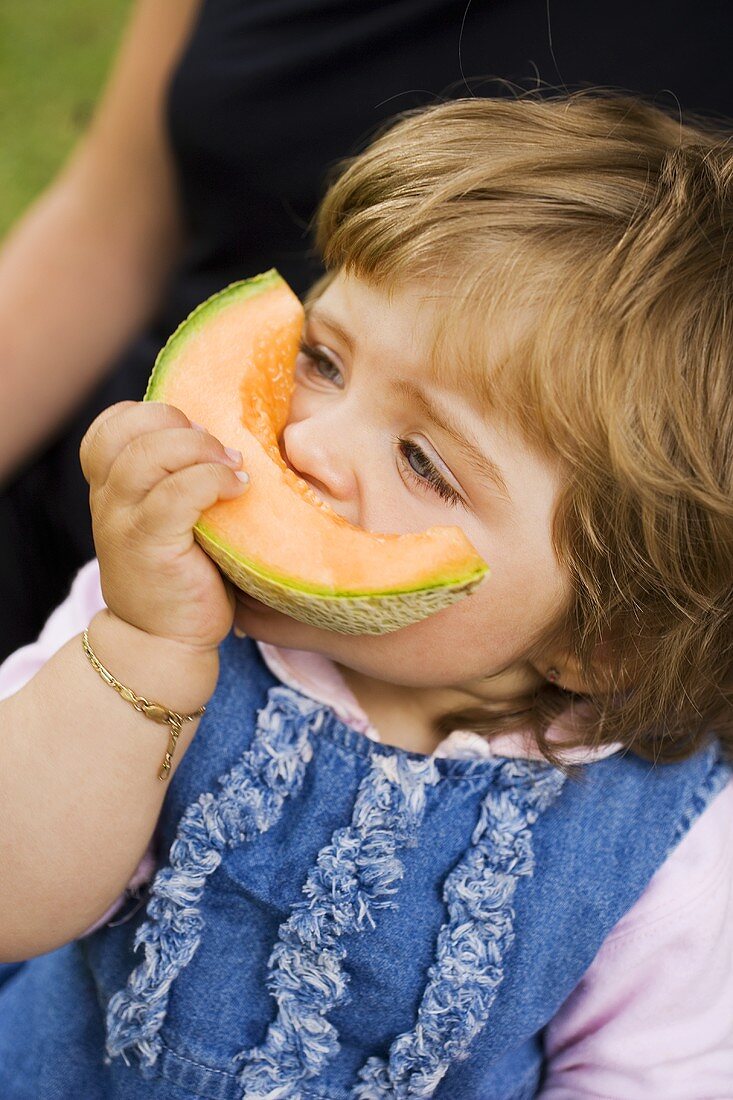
{"left": 196, "top": 519, "right": 488, "bottom": 598}
{"left": 144, "top": 269, "right": 282, "bottom": 401}
{"left": 195, "top": 525, "right": 488, "bottom": 635}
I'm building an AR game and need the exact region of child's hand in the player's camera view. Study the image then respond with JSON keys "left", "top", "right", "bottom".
{"left": 80, "top": 401, "right": 249, "bottom": 655}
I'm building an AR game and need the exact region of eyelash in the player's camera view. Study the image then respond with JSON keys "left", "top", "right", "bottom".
{"left": 394, "top": 436, "right": 464, "bottom": 508}
{"left": 298, "top": 339, "right": 464, "bottom": 509}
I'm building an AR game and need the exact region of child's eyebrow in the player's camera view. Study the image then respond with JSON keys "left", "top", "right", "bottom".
{"left": 303, "top": 303, "right": 354, "bottom": 353}
{"left": 390, "top": 379, "right": 512, "bottom": 503}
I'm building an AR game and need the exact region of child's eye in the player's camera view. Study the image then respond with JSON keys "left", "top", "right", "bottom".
{"left": 396, "top": 437, "right": 465, "bottom": 509}
{"left": 297, "top": 340, "right": 343, "bottom": 386}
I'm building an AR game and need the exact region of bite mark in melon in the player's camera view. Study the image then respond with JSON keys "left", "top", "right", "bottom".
{"left": 144, "top": 270, "right": 489, "bottom": 634}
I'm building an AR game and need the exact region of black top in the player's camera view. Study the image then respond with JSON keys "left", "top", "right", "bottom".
{"left": 2, "top": 0, "right": 732, "bottom": 658}
{"left": 164, "top": 0, "right": 733, "bottom": 319}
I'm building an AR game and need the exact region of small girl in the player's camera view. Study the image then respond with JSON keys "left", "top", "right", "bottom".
{"left": 1, "top": 90, "right": 732, "bottom": 1099}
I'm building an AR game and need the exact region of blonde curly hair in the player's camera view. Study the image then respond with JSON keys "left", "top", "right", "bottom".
{"left": 310, "top": 88, "right": 733, "bottom": 768}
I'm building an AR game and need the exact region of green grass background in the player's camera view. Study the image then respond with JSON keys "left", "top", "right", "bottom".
{"left": 0, "top": 0, "right": 129, "bottom": 236}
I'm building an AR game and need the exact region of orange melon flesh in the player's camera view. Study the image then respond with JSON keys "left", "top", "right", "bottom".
{"left": 145, "top": 270, "right": 489, "bottom": 634}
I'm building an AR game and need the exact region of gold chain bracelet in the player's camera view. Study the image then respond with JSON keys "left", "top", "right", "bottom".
{"left": 81, "top": 629, "right": 206, "bottom": 782}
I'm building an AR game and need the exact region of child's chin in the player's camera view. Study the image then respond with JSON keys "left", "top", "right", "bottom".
{"left": 233, "top": 592, "right": 301, "bottom": 641}
{"left": 234, "top": 589, "right": 268, "bottom": 611}
{"left": 232, "top": 594, "right": 340, "bottom": 651}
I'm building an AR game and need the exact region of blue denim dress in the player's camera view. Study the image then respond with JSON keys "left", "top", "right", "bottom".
{"left": 0, "top": 634, "right": 729, "bottom": 1099}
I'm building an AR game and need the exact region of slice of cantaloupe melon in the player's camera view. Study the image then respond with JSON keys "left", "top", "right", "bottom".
{"left": 144, "top": 269, "right": 489, "bottom": 634}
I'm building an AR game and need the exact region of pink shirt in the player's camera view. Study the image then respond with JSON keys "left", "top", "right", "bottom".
{"left": 2, "top": 557, "right": 732, "bottom": 1097}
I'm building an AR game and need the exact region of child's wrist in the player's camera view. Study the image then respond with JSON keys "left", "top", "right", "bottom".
{"left": 87, "top": 609, "right": 220, "bottom": 717}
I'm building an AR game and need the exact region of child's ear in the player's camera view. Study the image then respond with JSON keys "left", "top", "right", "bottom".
{"left": 537, "top": 654, "right": 589, "bottom": 694}
{"left": 534, "top": 641, "right": 619, "bottom": 695}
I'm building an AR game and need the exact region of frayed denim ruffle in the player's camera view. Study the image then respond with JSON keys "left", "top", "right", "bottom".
{"left": 104, "top": 686, "right": 322, "bottom": 1069}
{"left": 350, "top": 760, "right": 566, "bottom": 1098}
{"left": 105, "top": 678, "right": 565, "bottom": 1095}
{"left": 231, "top": 753, "right": 441, "bottom": 1097}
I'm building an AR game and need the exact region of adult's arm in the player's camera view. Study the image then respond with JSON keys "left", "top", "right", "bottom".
{"left": 0, "top": 0, "right": 202, "bottom": 485}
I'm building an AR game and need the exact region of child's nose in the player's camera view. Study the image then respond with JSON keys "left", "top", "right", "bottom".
{"left": 280, "top": 418, "right": 360, "bottom": 523}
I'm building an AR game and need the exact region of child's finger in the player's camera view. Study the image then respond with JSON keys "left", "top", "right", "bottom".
{"left": 79, "top": 401, "right": 139, "bottom": 485}
{"left": 80, "top": 401, "right": 191, "bottom": 489}
{"left": 131, "top": 461, "right": 249, "bottom": 544}
{"left": 104, "top": 427, "right": 243, "bottom": 505}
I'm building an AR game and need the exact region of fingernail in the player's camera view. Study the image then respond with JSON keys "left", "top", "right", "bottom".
{"left": 224, "top": 446, "right": 242, "bottom": 464}
{"left": 234, "top": 470, "right": 249, "bottom": 483}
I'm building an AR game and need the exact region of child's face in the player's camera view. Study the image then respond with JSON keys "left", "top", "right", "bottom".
{"left": 234, "top": 272, "right": 570, "bottom": 699}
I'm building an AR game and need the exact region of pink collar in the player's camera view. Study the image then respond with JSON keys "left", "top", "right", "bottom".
{"left": 255, "top": 640, "right": 622, "bottom": 764}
